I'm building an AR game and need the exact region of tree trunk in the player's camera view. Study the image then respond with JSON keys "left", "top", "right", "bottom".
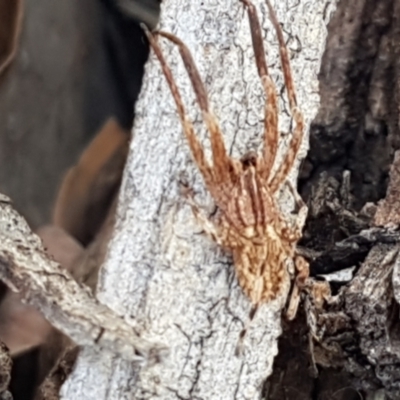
{"left": 60, "top": 0, "right": 334, "bottom": 398}
{"left": 1, "top": 0, "right": 398, "bottom": 397}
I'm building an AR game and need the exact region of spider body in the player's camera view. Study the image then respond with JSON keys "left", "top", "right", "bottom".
{"left": 224, "top": 210, "right": 291, "bottom": 305}
{"left": 209, "top": 154, "right": 294, "bottom": 305}
{"left": 143, "top": 0, "right": 312, "bottom": 323}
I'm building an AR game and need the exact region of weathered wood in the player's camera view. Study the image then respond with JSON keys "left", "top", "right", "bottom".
{"left": 309, "top": 151, "right": 400, "bottom": 399}
{"left": 61, "top": 0, "right": 334, "bottom": 398}
{"left": 0, "top": 341, "right": 12, "bottom": 400}
{"left": 283, "top": 0, "right": 400, "bottom": 396}
{"left": 0, "top": 194, "right": 165, "bottom": 363}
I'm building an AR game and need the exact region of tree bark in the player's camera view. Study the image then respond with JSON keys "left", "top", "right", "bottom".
{"left": 2, "top": 0, "right": 399, "bottom": 397}
{"left": 60, "top": 0, "right": 334, "bottom": 398}
{"left": 268, "top": 0, "right": 400, "bottom": 399}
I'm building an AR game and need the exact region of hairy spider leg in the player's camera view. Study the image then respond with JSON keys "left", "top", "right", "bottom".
{"left": 142, "top": 25, "right": 214, "bottom": 188}
{"left": 235, "top": 303, "right": 259, "bottom": 356}
{"left": 263, "top": 0, "right": 305, "bottom": 193}
{"left": 286, "top": 254, "right": 309, "bottom": 319}
{"left": 240, "top": 0, "right": 308, "bottom": 322}
{"left": 284, "top": 181, "right": 308, "bottom": 242}
{"left": 156, "top": 31, "right": 234, "bottom": 187}
{"left": 182, "top": 186, "right": 225, "bottom": 246}
{"left": 240, "top": 0, "right": 279, "bottom": 179}
{"left": 285, "top": 180, "right": 332, "bottom": 318}
{"left": 271, "top": 181, "right": 309, "bottom": 319}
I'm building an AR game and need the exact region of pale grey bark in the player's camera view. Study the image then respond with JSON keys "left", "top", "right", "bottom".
{"left": 61, "top": 0, "right": 337, "bottom": 399}
{"left": 0, "top": 194, "right": 164, "bottom": 363}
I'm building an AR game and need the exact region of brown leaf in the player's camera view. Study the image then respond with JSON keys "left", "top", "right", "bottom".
{"left": 0, "top": 0, "right": 23, "bottom": 75}
{"left": 53, "top": 118, "right": 129, "bottom": 245}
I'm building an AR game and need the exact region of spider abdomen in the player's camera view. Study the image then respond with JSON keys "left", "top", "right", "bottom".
{"left": 225, "top": 222, "right": 292, "bottom": 305}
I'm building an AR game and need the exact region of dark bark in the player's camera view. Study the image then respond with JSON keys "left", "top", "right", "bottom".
{"left": 269, "top": 0, "right": 400, "bottom": 398}
{"left": 0, "top": 342, "right": 12, "bottom": 400}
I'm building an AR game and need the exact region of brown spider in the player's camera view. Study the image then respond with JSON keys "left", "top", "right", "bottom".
{"left": 143, "top": 0, "right": 327, "bottom": 346}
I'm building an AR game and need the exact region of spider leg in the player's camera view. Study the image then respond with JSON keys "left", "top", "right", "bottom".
{"left": 287, "top": 255, "right": 332, "bottom": 320}
{"left": 285, "top": 181, "right": 308, "bottom": 242}
{"left": 264, "top": 0, "right": 305, "bottom": 193}
{"left": 285, "top": 254, "right": 308, "bottom": 320}
{"left": 142, "top": 25, "right": 213, "bottom": 187}
{"left": 235, "top": 303, "right": 258, "bottom": 357}
{"left": 183, "top": 187, "right": 225, "bottom": 247}
{"left": 156, "top": 31, "right": 233, "bottom": 185}
{"left": 240, "top": 0, "right": 279, "bottom": 178}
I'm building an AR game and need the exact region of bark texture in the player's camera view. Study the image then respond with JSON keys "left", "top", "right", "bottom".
{"left": 268, "top": 0, "right": 400, "bottom": 398}
{"left": 0, "top": 341, "right": 12, "bottom": 400}
{"left": 61, "top": 0, "right": 334, "bottom": 398}
{"left": 0, "top": 194, "right": 164, "bottom": 363}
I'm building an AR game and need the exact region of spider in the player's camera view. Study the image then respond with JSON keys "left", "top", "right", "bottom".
{"left": 143, "top": 0, "right": 327, "bottom": 349}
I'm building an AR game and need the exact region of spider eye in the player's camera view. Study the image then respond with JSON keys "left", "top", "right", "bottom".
{"left": 240, "top": 151, "right": 258, "bottom": 169}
